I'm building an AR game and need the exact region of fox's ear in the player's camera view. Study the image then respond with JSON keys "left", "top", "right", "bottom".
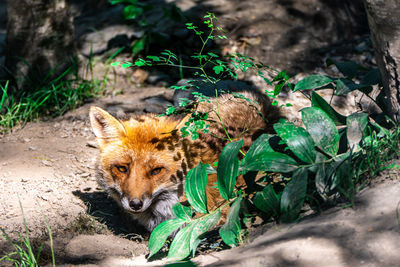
{"left": 89, "top": 106, "right": 126, "bottom": 140}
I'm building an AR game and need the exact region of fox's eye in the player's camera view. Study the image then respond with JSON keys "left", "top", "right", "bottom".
{"left": 115, "top": 165, "right": 128, "bottom": 173}
{"left": 150, "top": 167, "right": 163, "bottom": 176}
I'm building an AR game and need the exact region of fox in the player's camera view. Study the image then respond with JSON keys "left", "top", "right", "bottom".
{"left": 89, "top": 91, "right": 280, "bottom": 232}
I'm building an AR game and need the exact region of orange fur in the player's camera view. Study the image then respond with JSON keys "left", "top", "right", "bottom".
{"left": 89, "top": 91, "right": 280, "bottom": 232}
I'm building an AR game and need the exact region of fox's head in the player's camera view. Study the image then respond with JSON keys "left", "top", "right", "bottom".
{"left": 89, "top": 107, "right": 194, "bottom": 216}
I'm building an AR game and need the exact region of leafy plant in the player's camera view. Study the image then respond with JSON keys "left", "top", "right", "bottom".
{"left": 109, "top": 0, "right": 183, "bottom": 56}
{"left": 112, "top": 12, "right": 292, "bottom": 140}
{"left": 111, "top": 12, "right": 399, "bottom": 262}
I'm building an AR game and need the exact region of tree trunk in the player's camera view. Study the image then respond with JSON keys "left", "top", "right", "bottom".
{"left": 5, "top": 0, "right": 75, "bottom": 93}
{"left": 363, "top": 0, "right": 400, "bottom": 124}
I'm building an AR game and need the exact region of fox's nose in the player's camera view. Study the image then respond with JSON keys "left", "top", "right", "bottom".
{"left": 129, "top": 199, "right": 143, "bottom": 211}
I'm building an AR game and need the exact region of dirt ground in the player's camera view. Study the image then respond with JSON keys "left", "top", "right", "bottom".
{"left": 1, "top": 0, "right": 399, "bottom": 266}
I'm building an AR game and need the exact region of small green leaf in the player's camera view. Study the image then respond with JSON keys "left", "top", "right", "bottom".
{"left": 274, "top": 82, "right": 285, "bottom": 96}
{"left": 110, "top": 61, "right": 121, "bottom": 66}
{"left": 185, "top": 163, "right": 208, "bottom": 214}
{"left": 208, "top": 52, "right": 219, "bottom": 58}
{"left": 131, "top": 38, "right": 146, "bottom": 56}
{"left": 217, "top": 140, "right": 243, "bottom": 200}
{"left": 253, "top": 185, "right": 280, "bottom": 216}
{"left": 148, "top": 218, "right": 186, "bottom": 258}
{"left": 294, "top": 75, "right": 333, "bottom": 91}
{"left": 121, "top": 62, "right": 133, "bottom": 68}
{"left": 219, "top": 195, "right": 242, "bottom": 247}
{"left": 311, "top": 92, "right": 347, "bottom": 125}
{"left": 274, "top": 121, "right": 316, "bottom": 164}
{"left": 189, "top": 211, "right": 221, "bottom": 256}
{"left": 213, "top": 65, "right": 224, "bottom": 74}
{"left": 172, "top": 203, "right": 193, "bottom": 221}
{"left": 280, "top": 168, "right": 308, "bottom": 222}
{"left": 123, "top": 5, "right": 143, "bottom": 19}
{"left": 242, "top": 152, "right": 298, "bottom": 173}
{"left": 346, "top": 113, "right": 368, "bottom": 149}
{"left": 301, "top": 107, "right": 339, "bottom": 157}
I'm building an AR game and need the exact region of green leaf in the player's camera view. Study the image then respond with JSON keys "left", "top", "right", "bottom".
{"left": 217, "top": 140, "right": 243, "bottom": 200}
{"left": 213, "top": 65, "right": 224, "bottom": 74}
{"left": 311, "top": 91, "right": 347, "bottom": 125}
{"left": 110, "top": 61, "right": 121, "bottom": 67}
{"left": 346, "top": 113, "right": 368, "bottom": 149}
{"left": 185, "top": 163, "right": 209, "bottom": 214}
{"left": 189, "top": 211, "right": 221, "bottom": 256}
{"left": 253, "top": 185, "right": 280, "bottom": 216}
{"left": 121, "top": 62, "right": 133, "bottom": 68}
{"left": 172, "top": 203, "right": 193, "bottom": 221}
{"left": 242, "top": 152, "right": 298, "bottom": 173}
{"left": 208, "top": 52, "right": 219, "bottom": 58}
{"left": 315, "top": 153, "right": 350, "bottom": 196}
{"left": 242, "top": 134, "right": 274, "bottom": 165}
{"left": 361, "top": 68, "right": 381, "bottom": 86}
{"left": 334, "top": 61, "right": 359, "bottom": 78}
{"left": 274, "top": 82, "right": 285, "bottom": 96}
{"left": 280, "top": 168, "right": 308, "bottom": 222}
{"left": 131, "top": 38, "right": 146, "bottom": 56}
{"left": 301, "top": 107, "right": 339, "bottom": 157}
{"left": 164, "top": 261, "right": 198, "bottom": 267}
{"left": 293, "top": 75, "right": 333, "bottom": 91}
{"left": 274, "top": 121, "right": 316, "bottom": 164}
{"left": 123, "top": 5, "right": 143, "bottom": 19}
{"left": 148, "top": 218, "right": 186, "bottom": 258}
{"left": 335, "top": 78, "right": 371, "bottom": 95}
{"left": 168, "top": 222, "right": 196, "bottom": 261}
{"left": 219, "top": 195, "right": 242, "bottom": 247}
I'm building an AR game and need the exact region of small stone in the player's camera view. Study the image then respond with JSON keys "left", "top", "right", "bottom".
{"left": 86, "top": 141, "right": 98, "bottom": 148}
{"left": 42, "top": 160, "right": 52, "bottom": 167}
{"left": 144, "top": 96, "right": 172, "bottom": 114}
{"left": 28, "top": 146, "right": 37, "bottom": 151}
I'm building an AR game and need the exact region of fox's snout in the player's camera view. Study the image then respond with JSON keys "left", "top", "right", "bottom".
{"left": 129, "top": 198, "right": 143, "bottom": 211}
{"left": 121, "top": 194, "right": 152, "bottom": 213}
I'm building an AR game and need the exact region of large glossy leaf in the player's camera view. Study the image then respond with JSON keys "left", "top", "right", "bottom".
{"left": 311, "top": 92, "right": 347, "bottom": 125}
{"left": 280, "top": 168, "right": 308, "bottom": 222}
{"left": 301, "top": 107, "right": 339, "bottom": 157}
{"left": 167, "top": 221, "right": 196, "bottom": 261}
{"left": 219, "top": 195, "right": 242, "bottom": 247}
{"left": 189, "top": 211, "right": 221, "bottom": 256}
{"left": 315, "top": 153, "right": 350, "bottom": 197}
{"left": 274, "top": 121, "right": 316, "bottom": 164}
{"left": 253, "top": 185, "right": 280, "bottom": 216}
{"left": 217, "top": 140, "right": 243, "bottom": 200}
{"left": 335, "top": 78, "right": 371, "bottom": 95}
{"left": 294, "top": 75, "right": 333, "bottom": 92}
{"left": 346, "top": 113, "right": 368, "bottom": 150}
{"left": 242, "top": 152, "right": 298, "bottom": 173}
{"left": 172, "top": 203, "right": 193, "bottom": 221}
{"left": 361, "top": 68, "right": 381, "bottom": 86}
{"left": 334, "top": 61, "right": 359, "bottom": 78}
{"left": 148, "top": 218, "right": 186, "bottom": 258}
{"left": 185, "top": 163, "right": 208, "bottom": 214}
{"left": 243, "top": 134, "right": 274, "bottom": 163}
